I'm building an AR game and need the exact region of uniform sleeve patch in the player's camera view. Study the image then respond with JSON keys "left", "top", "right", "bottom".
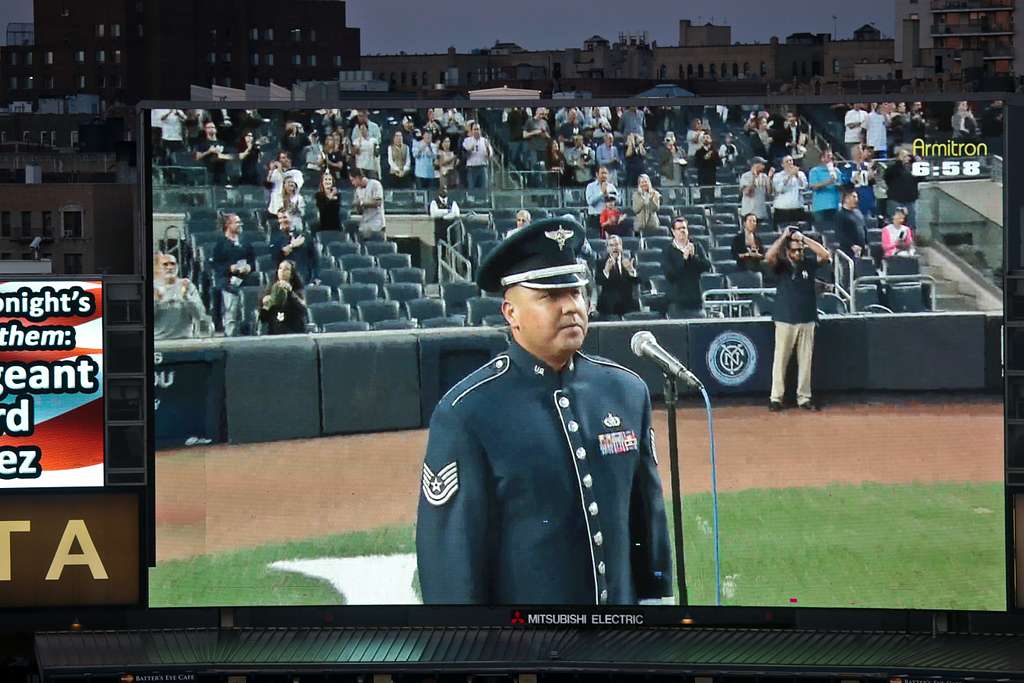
{"left": 649, "top": 427, "right": 659, "bottom": 466}
{"left": 422, "top": 461, "right": 459, "bottom": 506}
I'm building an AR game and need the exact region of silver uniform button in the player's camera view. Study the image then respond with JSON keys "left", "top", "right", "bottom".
{"left": 588, "top": 502, "right": 599, "bottom": 516}
{"left": 593, "top": 531, "right": 603, "bottom": 546}
{"left": 495, "top": 359, "right": 505, "bottom": 369}
{"left": 568, "top": 420, "right": 579, "bottom": 432}
{"left": 582, "top": 474, "right": 593, "bottom": 488}
{"left": 597, "top": 561, "right": 606, "bottom": 575}
{"left": 575, "top": 447, "right": 586, "bottom": 460}
{"left": 558, "top": 396, "right": 570, "bottom": 408}
{"left": 600, "top": 589, "right": 608, "bottom": 602}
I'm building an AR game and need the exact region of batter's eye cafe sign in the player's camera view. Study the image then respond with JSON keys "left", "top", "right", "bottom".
{"left": 0, "top": 493, "right": 138, "bottom": 607}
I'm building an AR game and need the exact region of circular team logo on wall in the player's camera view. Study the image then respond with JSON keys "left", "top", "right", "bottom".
{"left": 706, "top": 331, "right": 757, "bottom": 387}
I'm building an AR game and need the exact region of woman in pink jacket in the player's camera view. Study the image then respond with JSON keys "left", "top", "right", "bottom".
{"left": 881, "top": 206, "right": 915, "bottom": 259}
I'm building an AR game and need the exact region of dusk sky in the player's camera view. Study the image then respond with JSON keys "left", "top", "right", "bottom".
{"left": 2, "top": 0, "right": 894, "bottom": 52}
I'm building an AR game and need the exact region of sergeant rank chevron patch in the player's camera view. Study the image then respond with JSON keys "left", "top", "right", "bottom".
{"left": 422, "top": 461, "right": 459, "bottom": 506}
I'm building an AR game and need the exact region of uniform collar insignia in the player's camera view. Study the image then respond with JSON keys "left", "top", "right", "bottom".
{"left": 603, "top": 413, "right": 621, "bottom": 428}
{"left": 544, "top": 227, "right": 574, "bottom": 251}
{"left": 534, "top": 365, "right": 545, "bottom": 376}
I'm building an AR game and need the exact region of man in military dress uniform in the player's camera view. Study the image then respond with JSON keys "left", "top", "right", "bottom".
{"left": 416, "top": 216, "right": 674, "bottom": 605}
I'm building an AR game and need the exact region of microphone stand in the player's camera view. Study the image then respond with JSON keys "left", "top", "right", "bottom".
{"left": 663, "top": 373, "right": 689, "bottom": 606}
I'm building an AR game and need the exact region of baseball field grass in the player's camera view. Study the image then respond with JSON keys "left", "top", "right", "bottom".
{"left": 149, "top": 480, "right": 1006, "bottom": 610}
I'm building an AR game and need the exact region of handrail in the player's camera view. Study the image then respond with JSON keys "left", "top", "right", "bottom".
{"left": 437, "top": 239, "right": 472, "bottom": 284}
{"left": 853, "top": 274, "right": 937, "bottom": 311}
{"left": 832, "top": 249, "right": 855, "bottom": 311}
{"left": 701, "top": 286, "right": 777, "bottom": 317}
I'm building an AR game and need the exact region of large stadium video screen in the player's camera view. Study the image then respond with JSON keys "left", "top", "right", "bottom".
{"left": 148, "top": 99, "right": 1006, "bottom": 612}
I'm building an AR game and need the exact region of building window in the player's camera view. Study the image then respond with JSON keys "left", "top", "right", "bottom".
{"left": 266, "top": 53, "right": 274, "bottom": 66}
{"left": 411, "top": 72, "right": 418, "bottom": 86}
{"left": 64, "top": 253, "right": 83, "bottom": 274}
{"left": 21, "top": 131, "right": 30, "bottom": 143}
{"left": 62, "top": 210, "right": 83, "bottom": 239}
{"left": 99, "top": 75, "right": 107, "bottom": 89}
{"left": 209, "top": 52, "right": 216, "bottom": 64}
{"left": 77, "top": 74, "right": 86, "bottom": 88}
{"left": 8, "top": 76, "right": 17, "bottom": 90}
{"left": 97, "top": 50, "right": 106, "bottom": 63}
{"left": 45, "top": 76, "right": 54, "bottom": 89}
{"left": 732, "top": 62, "right": 739, "bottom": 77}
{"left": 40, "top": 131, "right": 49, "bottom": 145}
{"left": 42, "top": 211, "right": 53, "bottom": 236}
{"left": 760, "top": 61, "right": 767, "bottom": 76}
{"left": 25, "top": 52, "right": 32, "bottom": 66}
{"left": 251, "top": 53, "right": 260, "bottom": 66}
{"left": 833, "top": 58, "right": 840, "bottom": 74}
{"left": 75, "top": 50, "right": 85, "bottom": 63}
{"left": 291, "top": 28, "right": 302, "bottom": 42}
{"left": 19, "top": 212, "right": 32, "bottom": 237}
{"left": 697, "top": 64, "right": 704, "bottom": 78}
{"left": 224, "top": 77, "right": 232, "bottom": 87}
{"left": 308, "top": 54, "right": 317, "bottom": 66}
{"left": 8, "top": 53, "right": 16, "bottom": 66}
{"left": 310, "top": 29, "right": 317, "bottom": 42}
{"left": 114, "top": 49, "right": 121, "bottom": 63}
{"left": 250, "top": 27, "right": 259, "bottom": 40}
{"left": 334, "top": 55, "right": 342, "bottom": 67}
{"left": 1, "top": 212, "right": 10, "bottom": 238}
{"left": 112, "top": 23, "right": 121, "bottom": 37}
{"left": 23, "top": 76, "right": 33, "bottom": 89}
{"left": 45, "top": 50, "right": 53, "bottom": 64}
{"left": 264, "top": 28, "right": 274, "bottom": 40}
{"left": 116, "top": 74, "right": 123, "bottom": 88}
{"left": 292, "top": 54, "right": 301, "bottom": 65}
{"left": 223, "top": 52, "right": 231, "bottom": 63}
{"left": 96, "top": 23, "right": 105, "bottom": 37}
{"left": 70, "top": 131, "right": 79, "bottom": 147}
{"left": 137, "top": 24, "right": 143, "bottom": 37}
{"left": 401, "top": 72, "right": 406, "bottom": 85}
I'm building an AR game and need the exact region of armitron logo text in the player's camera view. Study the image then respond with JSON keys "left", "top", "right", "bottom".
{"left": 912, "top": 138, "right": 988, "bottom": 157}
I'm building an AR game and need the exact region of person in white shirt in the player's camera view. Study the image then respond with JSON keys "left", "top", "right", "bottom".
{"left": 739, "top": 156, "right": 773, "bottom": 221}
{"left": 865, "top": 103, "right": 890, "bottom": 159}
{"left": 685, "top": 118, "right": 705, "bottom": 158}
{"left": 462, "top": 121, "right": 493, "bottom": 191}
{"left": 348, "top": 168, "right": 386, "bottom": 241}
{"left": 429, "top": 186, "right": 461, "bottom": 265}
{"left": 153, "top": 109, "right": 186, "bottom": 163}
{"left": 771, "top": 155, "right": 808, "bottom": 226}
{"left": 718, "top": 132, "right": 739, "bottom": 166}
{"left": 844, "top": 104, "right": 868, "bottom": 159}
{"left": 267, "top": 152, "right": 305, "bottom": 216}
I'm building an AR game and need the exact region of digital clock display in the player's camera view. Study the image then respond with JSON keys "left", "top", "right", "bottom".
{"left": 911, "top": 160, "right": 983, "bottom": 177}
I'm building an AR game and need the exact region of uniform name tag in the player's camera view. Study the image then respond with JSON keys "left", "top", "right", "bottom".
{"left": 598, "top": 430, "right": 639, "bottom": 456}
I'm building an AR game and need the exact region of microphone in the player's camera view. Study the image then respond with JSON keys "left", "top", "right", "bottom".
{"left": 630, "top": 330, "right": 701, "bottom": 388}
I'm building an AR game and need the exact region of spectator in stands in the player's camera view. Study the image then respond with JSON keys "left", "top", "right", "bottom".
{"left": 618, "top": 105, "right": 645, "bottom": 139}
{"left": 154, "top": 109, "right": 186, "bottom": 164}
{"left": 981, "top": 100, "right": 1004, "bottom": 139}
{"left": 596, "top": 133, "right": 622, "bottom": 186}
{"left": 744, "top": 113, "right": 770, "bottom": 160}
{"left": 279, "top": 177, "right": 306, "bottom": 229}
{"left": 866, "top": 103, "right": 890, "bottom": 159}
{"left": 599, "top": 193, "right": 627, "bottom": 239}
{"left": 844, "top": 103, "right": 868, "bottom": 158}
{"left": 323, "top": 133, "right": 347, "bottom": 184}
{"left": 154, "top": 252, "right": 209, "bottom": 340}
{"left": 585, "top": 166, "right": 617, "bottom": 235}
{"left": 430, "top": 185, "right": 461, "bottom": 242}
{"left": 952, "top": 101, "right": 979, "bottom": 140}
{"left": 841, "top": 144, "right": 877, "bottom": 219}
{"left": 505, "top": 107, "right": 529, "bottom": 170}
{"left": 771, "top": 155, "right": 808, "bottom": 226}
{"left": 740, "top": 156, "right": 773, "bottom": 222}
{"left": 462, "top": 122, "right": 492, "bottom": 191}
{"left": 437, "top": 136, "right": 460, "bottom": 190}
{"left": 507, "top": 209, "right": 532, "bottom": 237}
{"left": 353, "top": 122, "right": 381, "bottom": 180}
{"left": 881, "top": 206, "right": 916, "bottom": 259}
{"left": 632, "top": 174, "right": 662, "bottom": 235}
{"left": 349, "top": 168, "right": 386, "bottom": 241}
{"left": 523, "top": 107, "right": 552, "bottom": 170}
{"left": 400, "top": 116, "right": 417, "bottom": 150}
{"left": 661, "top": 217, "right": 711, "bottom": 319}
{"left": 564, "top": 135, "right": 595, "bottom": 186}
{"left": 442, "top": 108, "right": 466, "bottom": 142}
{"left": 719, "top": 132, "right": 739, "bottom": 166}
{"left": 259, "top": 259, "right": 308, "bottom": 335}
{"left": 685, "top": 118, "right": 705, "bottom": 158}
{"left": 423, "top": 108, "right": 444, "bottom": 141}
{"left": 193, "top": 120, "right": 231, "bottom": 186}
{"left": 883, "top": 147, "right": 921, "bottom": 229}
{"left": 211, "top": 213, "right": 254, "bottom": 337}
{"left": 558, "top": 109, "right": 583, "bottom": 142}
{"left": 413, "top": 130, "right": 439, "bottom": 189}
{"left": 694, "top": 131, "right": 721, "bottom": 203}
{"left": 267, "top": 152, "right": 305, "bottom": 216}
{"left": 387, "top": 130, "right": 412, "bottom": 188}
{"left": 301, "top": 130, "right": 325, "bottom": 187}
{"left": 314, "top": 172, "right": 341, "bottom": 233}
{"left": 236, "top": 130, "right": 262, "bottom": 185}
{"left": 835, "top": 188, "right": 869, "bottom": 260}
{"left": 765, "top": 226, "right": 831, "bottom": 411}
{"left": 583, "top": 106, "right": 612, "bottom": 140}
{"left": 350, "top": 109, "right": 381, "bottom": 144}
{"left": 271, "top": 210, "right": 317, "bottom": 284}
{"left": 623, "top": 133, "right": 647, "bottom": 188}
{"left": 595, "top": 234, "right": 640, "bottom": 317}
{"left": 547, "top": 138, "right": 566, "bottom": 188}
{"left": 658, "top": 133, "right": 687, "bottom": 187}
{"left": 808, "top": 149, "right": 841, "bottom": 232}
{"left": 731, "top": 213, "right": 766, "bottom": 272}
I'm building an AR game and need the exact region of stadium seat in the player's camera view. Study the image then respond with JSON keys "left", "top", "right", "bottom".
{"left": 316, "top": 230, "right": 347, "bottom": 248}
{"left": 441, "top": 281, "right": 480, "bottom": 317}
{"left": 888, "top": 282, "right": 925, "bottom": 313}
{"left": 637, "top": 249, "right": 662, "bottom": 264}
{"left": 317, "top": 255, "right": 336, "bottom": 272}
{"left": 588, "top": 239, "right": 608, "bottom": 257}
{"left": 854, "top": 258, "right": 878, "bottom": 279}
{"left": 317, "top": 268, "right": 346, "bottom": 291}
{"left": 885, "top": 255, "right": 920, "bottom": 276}
{"left": 378, "top": 252, "right": 413, "bottom": 271}
{"left": 475, "top": 240, "right": 501, "bottom": 265}
{"left": 327, "top": 241, "right": 361, "bottom": 259}
{"left": 304, "top": 285, "right": 333, "bottom": 305}
{"left": 420, "top": 315, "right": 465, "bottom": 328}
{"left": 309, "top": 302, "right": 352, "bottom": 329}
{"left": 384, "top": 282, "right": 423, "bottom": 306}
{"left": 373, "top": 318, "right": 417, "bottom": 330}
{"left": 590, "top": 312, "right": 622, "bottom": 322}
{"left": 338, "top": 283, "right": 380, "bottom": 306}
{"left": 621, "top": 236, "right": 641, "bottom": 255}
{"left": 240, "top": 286, "right": 263, "bottom": 332}
{"left": 364, "top": 240, "right": 398, "bottom": 257}
{"left": 711, "top": 246, "right": 733, "bottom": 262}
{"left": 623, "top": 311, "right": 663, "bottom": 320}
{"left": 649, "top": 274, "right": 667, "bottom": 293}
{"left": 349, "top": 267, "right": 388, "bottom": 289}
{"left": 854, "top": 284, "right": 881, "bottom": 310}
{"left": 727, "top": 271, "right": 763, "bottom": 290}
{"left": 256, "top": 254, "right": 275, "bottom": 274}
{"left": 635, "top": 261, "right": 662, "bottom": 288}
{"left": 358, "top": 300, "right": 401, "bottom": 325}
{"left": 406, "top": 297, "right": 445, "bottom": 321}
{"left": 340, "top": 254, "right": 375, "bottom": 271}
{"left": 817, "top": 293, "right": 848, "bottom": 315}
{"left": 644, "top": 236, "right": 672, "bottom": 252}
{"left": 322, "top": 320, "right": 370, "bottom": 333}
{"left": 390, "top": 267, "right": 427, "bottom": 285}
{"left": 700, "top": 272, "right": 726, "bottom": 293}
{"left": 466, "top": 296, "right": 503, "bottom": 326}
{"left": 482, "top": 314, "right": 508, "bottom": 327}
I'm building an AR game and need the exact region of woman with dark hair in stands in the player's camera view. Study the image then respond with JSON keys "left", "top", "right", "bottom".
{"left": 624, "top": 133, "right": 647, "bottom": 189}
{"left": 237, "top": 130, "right": 262, "bottom": 185}
{"left": 881, "top": 206, "right": 916, "bottom": 259}
{"left": 324, "top": 132, "right": 347, "bottom": 184}
{"left": 315, "top": 172, "right": 341, "bottom": 233}
{"left": 437, "top": 136, "right": 460, "bottom": 190}
{"left": 547, "top": 137, "right": 566, "bottom": 189}
{"left": 259, "top": 259, "right": 307, "bottom": 335}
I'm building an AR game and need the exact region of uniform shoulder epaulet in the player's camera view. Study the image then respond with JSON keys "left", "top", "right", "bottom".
{"left": 439, "top": 353, "right": 512, "bottom": 408}
{"left": 576, "top": 352, "right": 645, "bottom": 385}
